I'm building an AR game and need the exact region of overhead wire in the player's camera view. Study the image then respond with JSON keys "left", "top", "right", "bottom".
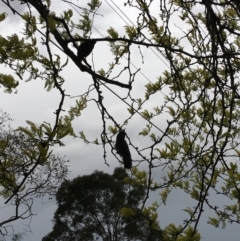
{"left": 5, "top": 0, "right": 237, "bottom": 165}
{"left": 67, "top": 0, "right": 240, "bottom": 200}
{"left": 89, "top": 1, "right": 240, "bottom": 166}
{"left": 68, "top": 1, "right": 178, "bottom": 141}
{"left": 3, "top": 1, "right": 240, "bottom": 201}
{"left": 105, "top": 0, "right": 169, "bottom": 68}
{"left": 69, "top": 1, "right": 181, "bottom": 186}
{"left": 69, "top": 1, "right": 154, "bottom": 83}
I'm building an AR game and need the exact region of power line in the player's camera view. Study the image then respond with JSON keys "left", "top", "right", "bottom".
{"left": 68, "top": 1, "right": 174, "bottom": 137}
{"left": 105, "top": 0, "right": 170, "bottom": 68}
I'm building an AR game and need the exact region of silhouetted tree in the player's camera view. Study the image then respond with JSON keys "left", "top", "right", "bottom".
{"left": 42, "top": 167, "right": 163, "bottom": 241}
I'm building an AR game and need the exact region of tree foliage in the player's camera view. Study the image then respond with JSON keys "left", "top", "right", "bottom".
{"left": 0, "top": 110, "right": 68, "bottom": 239}
{"left": 42, "top": 167, "right": 163, "bottom": 241}
{"left": 0, "top": 0, "right": 240, "bottom": 240}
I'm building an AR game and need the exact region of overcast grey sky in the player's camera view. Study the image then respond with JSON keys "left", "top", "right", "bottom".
{"left": 0, "top": 0, "right": 239, "bottom": 240}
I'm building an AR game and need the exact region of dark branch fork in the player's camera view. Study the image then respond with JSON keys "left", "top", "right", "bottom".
{"left": 25, "top": 0, "right": 131, "bottom": 90}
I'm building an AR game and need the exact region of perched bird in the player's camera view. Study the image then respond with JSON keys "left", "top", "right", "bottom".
{"left": 115, "top": 130, "right": 132, "bottom": 169}
{"left": 77, "top": 39, "right": 97, "bottom": 61}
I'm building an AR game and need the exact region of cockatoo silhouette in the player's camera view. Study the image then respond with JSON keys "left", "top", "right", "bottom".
{"left": 116, "top": 130, "right": 132, "bottom": 169}
{"left": 77, "top": 40, "right": 96, "bottom": 61}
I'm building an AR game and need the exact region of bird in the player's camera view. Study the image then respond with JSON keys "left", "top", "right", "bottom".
{"left": 115, "top": 130, "right": 132, "bottom": 169}
{"left": 77, "top": 39, "right": 97, "bottom": 61}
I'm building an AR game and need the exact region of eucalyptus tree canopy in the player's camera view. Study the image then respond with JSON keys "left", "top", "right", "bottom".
{"left": 42, "top": 167, "right": 163, "bottom": 241}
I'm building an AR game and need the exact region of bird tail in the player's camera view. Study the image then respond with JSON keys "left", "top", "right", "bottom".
{"left": 123, "top": 157, "right": 132, "bottom": 169}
